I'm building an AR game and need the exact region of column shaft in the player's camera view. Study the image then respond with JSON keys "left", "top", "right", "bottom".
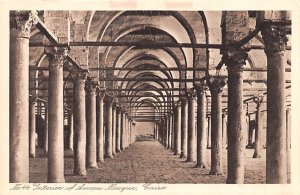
{"left": 165, "top": 115, "right": 169, "bottom": 148}
{"left": 209, "top": 89, "right": 224, "bottom": 175}
{"left": 222, "top": 114, "right": 227, "bottom": 149}
{"left": 225, "top": 51, "right": 247, "bottom": 184}
{"left": 97, "top": 93, "right": 105, "bottom": 162}
{"left": 112, "top": 106, "right": 116, "bottom": 155}
{"left": 120, "top": 111, "right": 125, "bottom": 150}
{"left": 262, "top": 24, "right": 288, "bottom": 183}
{"left": 29, "top": 99, "right": 37, "bottom": 158}
{"left": 86, "top": 83, "right": 98, "bottom": 168}
{"left": 68, "top": 112, "right": 73, "bottom": 151}
{"left": 47, "top": 48, "right": 66, "bottom": 182}
{"left": 186, "top": 92, "right": 196, "bottom": 162}
{"left": 9, "top": 11, "right": 35, "bottom": 182}
{"left": 44, "top": 105, "right": 49, "bottom": 155}
{"left": 104, "top": 97, "right": 113, "bottom": 158}
{"left": 174, "top": 104, "right": 181, "bottom": 155}
{"left": 207, "top": 116, "right": 211, "bottom": 148}
{"left": 180, "top": 99, "right": 188, "bottom": 158}
{"left": 253, "top": 99, "right": 263, "bottom": 158}
{"left": 116, "top": 108, "right": 121, "bottom": 152}
{"left": 195, "top": 87, "right": 208, "bottom": 168}
{"left": 73, "top": 74, "right": 87, "bottom": 176}
{"left": 168, "top": 114, "right": 173, "bottom": 149}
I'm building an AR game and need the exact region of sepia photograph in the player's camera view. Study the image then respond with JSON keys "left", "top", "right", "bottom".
{"left": 1, "top": 1, "right": 300, "bottom": 195}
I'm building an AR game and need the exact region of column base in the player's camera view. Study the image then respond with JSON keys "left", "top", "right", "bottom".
{"left": 104, "top": 154, "right": 114, "bottom": 159}
{"left": 209, "top": 169, "right": 224, "bottom": 175}
{"left": 195, "top": 163, "right": 209, "bottom": 169}
{"left": 97, "top": 158, "right": 104, "bottom": 163}
{"left": 116, "top": 149, "right": 121, "bottom": 153}
{"left": 29, "top": 153, "right": 35, "bottom": 158}
{"left": 73, "top": 171, "right": 87, "bottom": 176}
{"left": 179, "top": 154, "right": 187, "bottom": 158}
{"left": 186, "top": 158, "right": 196, "bottom": 163}
{"left": 253, "top": 153, "right": 261, "bottom": 158}
{"left": 48, "top": 177, "right": 65, "bottom": 183}
{"left": 86, "top": 162, "right": 98, "bottom": 169}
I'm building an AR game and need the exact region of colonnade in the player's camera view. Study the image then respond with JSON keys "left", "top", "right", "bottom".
{"left": 155, "top": 22, "right": 290, "bottom": 183}
{"left": 9, "top": 11, "right": 290, "bottom": 184}
{"left": 9, "top": 12, "right": 137, "bottom": 183}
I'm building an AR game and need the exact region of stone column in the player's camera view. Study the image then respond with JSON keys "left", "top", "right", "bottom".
{"left": 195, "top": 85, "right": 208, "bottom": 168}
{"left": 207, "top": 116, "right": 211, "bottom": 148}
{"left": 159, "top": 119, "right": 163, "bottom": 144}
{"left": 186, "top": 90, "right": 196, "bottom": 162}
{"left": 164, "top": 115, "right": 168, "bottom": 149}
{"left": 168, "top": 114, "right": 173, "bottom": 150}
{"left": 154, "top": 123, "right": 157, "bottom": 140}
{"left": 131, "top": 119, "right": 134, "bottom": 144}
{"left": 246, "top": 114, "right": 252, "bottom": 148}
{"left": 46, "top": 47, "right": 68, "bottom": 182}
{"left": 73, "top": 73, "right": 87, "bottom": 176}
{"left": 29, "top": 97, "right": 37, "bottom": 158}
{"left": 125, "top": 114, "right": 129, "bottom": 148}
{"left": 120, "top": 109, "right": 126, "bottom": 150}
{"left": 171, "top": 113, "right": 175, "bottom": 151}
{"left": 68, "top": 111, "right": 74, "bottom": 152}
{"left": 222, "top": 113, "right": 227, "bottom": 149}
{"left": 222, "top": 11, "right": 250, "bottom": 184}
{"left": 9, "top": 11, "right": 36, "bottom": 182}
{"left": 104, "top": 96, "right": 114, "bottom": 158}
{"left": 44, "top": 103, "right": 49, "bottom": 155}
{"left": 85, "top": 81, "right": 98, "bottom": 168}
{"left": 96, "top": 90, "right": 105, "bottom": 162}
{"left": 286, "top": 107, "right": 291, "bottom": 150}
{"left": 253, "top": 96, "right": 264, "bottom": 158}
{"left": 224, "top": 51, "right": 248, "bottom": 183}
{"left": 174, "top": 102, "right": 181, "bottom": 155}
{"left": 180, "top": 98, "right": 188, "bottom": 158}
{"left": 286, "top": 107, "right": 291, "bottom": 173}
{"left": 208, "top": 77, "right": 226, "bottom": 175}
{"left": 129, "top": 118, "right": 132, "bottom": 145}
{"left": 112, "top": 103, "right": 117, "bottom": 156}
{"left": 261, "top": 19, "right": 289, "bottom": 183}
{"left": 116, "top": 106, "right": 122, "bottom": 152}
{"left": 132, "top": 121, "right": 136, "bottom": 142}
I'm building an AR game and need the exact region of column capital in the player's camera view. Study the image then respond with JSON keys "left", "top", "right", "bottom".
{"left": 194, "top": 84, "right": 208, "bottom": 94}
{"left": 45, "top": 47, "right": 69, "bottom": 69}
{"left": 253, "top": 95, "right": 264, "bottom": 108}
{"left": 116, "top": 105, "right": 123, "bottom": 113}
{"left": 10, "top": 11, "right": 38, "bottom": 38}
{"left": 186, "top": 89, "right": 196, "bottom": 100}
{"left": 73, "top": 72, "right": 88, "bottom": 87}
{"left": 121, "top": 106, "right": 127, "bottom": 114}
{"left": 180, "top": 96, "right": 188, "bottom": 103}
{"left": 223, "top": 51, "right": 248, "bottom": 74}
{"left": 176, "top": 100, "right": 182, "bottom": 107}
{"left": 85, "top": 80, "right": 98, "bottom": 96}
{"left": 112, "top": 101, "right": 118, "bottom": 109}
{"left": 222, "top": 112, "right": 226, "bottom": 118}
{"left": 207, "top": 76, "right": 227, "bottom": 94}
{"left": 29, "top": 96, "right": 37, "bottom": 105}
{"left": 104, "top": 95, "right": 114, "bottom": 105}
{"left": 261, "top": 24, "right": 288, "bottom": 56}
{"left": 97, "top": 87, "right": 106, "bottom": 99}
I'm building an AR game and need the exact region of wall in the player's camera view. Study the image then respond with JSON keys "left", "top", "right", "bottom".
{"left": 135, "top": 122, "right": 154, "bottom": 136}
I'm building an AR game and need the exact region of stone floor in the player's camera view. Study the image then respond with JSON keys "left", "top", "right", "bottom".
{"left": 30, "top": 138, "right": 291, "bottom": 184}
